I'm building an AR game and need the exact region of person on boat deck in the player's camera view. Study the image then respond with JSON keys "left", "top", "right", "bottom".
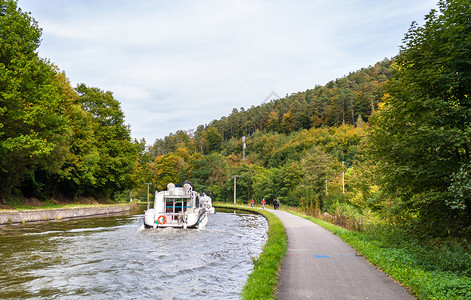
{"left": 250, "top": 199, "right": 255, "bottom": 208}
{"left": 261, "top": 199, "right": 266, "bottom": 209}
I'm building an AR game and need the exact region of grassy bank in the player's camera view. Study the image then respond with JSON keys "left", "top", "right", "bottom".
{"left": 214, "top": 204, "right": 287, "bottom": 299}
{"left": 288, "top": 210, "right": 471, "bottom": 299}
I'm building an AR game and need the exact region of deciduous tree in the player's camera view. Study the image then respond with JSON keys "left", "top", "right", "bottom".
{"left": 369, "top": 0, "right": 471, "bottom": 231}
{"left": 0, "top": 0, "right": 70, "bottom": 200}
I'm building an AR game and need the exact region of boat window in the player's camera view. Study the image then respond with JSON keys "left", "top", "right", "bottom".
{"left": 166, "top": 200, "right": 173, "bottom": 214}
{"left": 175, "top": 201, "right": 183, "bottom": 213}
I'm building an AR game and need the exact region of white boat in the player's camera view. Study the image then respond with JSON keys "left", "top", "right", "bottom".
{"left": 144, "top": 183, "right": 208, "bottom": 229}
{"left": 199, "top": 193, "right": 215, "bottom": 214}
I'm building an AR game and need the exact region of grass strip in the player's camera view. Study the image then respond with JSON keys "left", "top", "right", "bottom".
{"left": 287, "top": 210, "right": 471, "bottom": 299}
{"left": 214, "top": 204, "right": 288, "bottom": 299}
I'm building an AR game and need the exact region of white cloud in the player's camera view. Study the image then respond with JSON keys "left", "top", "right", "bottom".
{"left": 18, "top": 0, "right": 437, "bottom": 143}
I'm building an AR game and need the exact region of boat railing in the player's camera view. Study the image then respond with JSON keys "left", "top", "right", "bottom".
{"left": 158, "top": 212, "right": 187, "bottom": 224}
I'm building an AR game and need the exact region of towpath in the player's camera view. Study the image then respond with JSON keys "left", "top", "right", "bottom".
{"left": 267, "top": 209, "right": 413, "bottom": 299}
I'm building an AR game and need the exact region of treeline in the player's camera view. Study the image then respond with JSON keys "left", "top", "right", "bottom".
{"left": 0, "top": 0, "right": 141, "bottom": 203}
{"left": 144, "top": 63, "right": 384, "bottom": 216}
{"left": 145, "top": 58, "right": 391, "bottom": 211}
{"left": 210, "top": 58, "right": 391, "bottom": 141}
{"left": 150, "top": 58, "right": 391, "bottom": 157}
{"left": 145, "top": 125, "right": 367, "bottom": 211}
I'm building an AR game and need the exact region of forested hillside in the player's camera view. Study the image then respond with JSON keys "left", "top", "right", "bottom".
{"left": 210, "top": 58, "right": 391, "bottom": 141}
{"left": 145, "top": 61, "right": 390, "bottom": 214}
{"left": 150, "top": 58, "right": 391, "bottom": 156}
{"left": 146, "top": 59, "right": 393, "bottom": 218}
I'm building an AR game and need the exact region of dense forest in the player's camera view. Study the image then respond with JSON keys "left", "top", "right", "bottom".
{"left": 2, "top": 0, "right": 471, "bottom": 239}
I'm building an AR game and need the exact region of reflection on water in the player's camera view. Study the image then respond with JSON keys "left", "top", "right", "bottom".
{"left": 0, "top": 208, "right": 267, "bottom": 299}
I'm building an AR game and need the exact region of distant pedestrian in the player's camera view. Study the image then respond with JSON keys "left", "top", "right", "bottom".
{"left": 261, "top": 199, "right": 266, "bottom": 209}
{"left": 250, "top": 199, "right": 255, "bottom": 208}
{"left": 274, "top": 198, "right": 279, "bottom": 210}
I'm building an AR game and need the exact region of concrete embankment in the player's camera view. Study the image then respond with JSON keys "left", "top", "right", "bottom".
{"left": 0, "top": 204, "right": 138, "bottom": 225}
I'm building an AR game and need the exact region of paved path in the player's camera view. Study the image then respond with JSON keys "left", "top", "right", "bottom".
{"left": 268, "top": 209, "right": 413, "bottom": 300}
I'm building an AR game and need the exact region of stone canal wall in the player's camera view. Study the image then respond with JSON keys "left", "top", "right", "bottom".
{"left": 0, "top": 204, "right": 138, "bottom": 225}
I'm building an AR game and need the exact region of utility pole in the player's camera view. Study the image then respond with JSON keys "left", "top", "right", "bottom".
{"left": 342, "top": 162, "right": 345, "bottom": 194}
{"left": 232, "top": 175, "right": 241, "bottom": 204}
{"left": 242, "top": 136, "right": 246, "bottom": 161}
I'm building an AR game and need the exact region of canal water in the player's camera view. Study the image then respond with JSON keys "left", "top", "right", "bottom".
{"left": 0, "top": 207, "right": 268, "bottom": 299}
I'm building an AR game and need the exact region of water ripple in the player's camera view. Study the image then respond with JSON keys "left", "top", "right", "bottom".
{"left": 0, "top": 209, "right": 267, "bottom": 299}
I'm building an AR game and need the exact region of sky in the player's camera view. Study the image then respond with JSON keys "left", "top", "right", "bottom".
{"left": 18, "top": 0, "right": 438, "bottom": 144}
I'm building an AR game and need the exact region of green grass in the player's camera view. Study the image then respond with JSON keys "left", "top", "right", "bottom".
{"left": 214, "top": 204, "right": 288, "bottom": 299}
{"left": 288, "top": 210, "right": 471, "bottom": 299}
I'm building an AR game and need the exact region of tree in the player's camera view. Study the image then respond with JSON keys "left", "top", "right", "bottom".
{"left": 280, "top": 110, "right": 294, "bottom": 133}
{"left": 0, "top": 0, "right": 71, "bottom": 200}
{"left": 280, "top": 162, "right": 303, "bottom": 206}
{"left": 203, "top": 127, "right": 222, "bottom": 153}
{"left": 54, "top": 73, "right": 99, "bottom": 199}
{"left": 75, "top": 84, "right": 139, "bottom": 199}
{"left": 266, "top": 111, "right": 279, "bottom": 132}
{"left": 190, "top": 152, "right": 229, "bottom": 200}
{"left": 300, "top": 147, "right": 334, "bottom": 209}
{"left": 151, "top": 154, "right": 183, "bottom": 191}
{"left": 369, "top": 0, "right": 471, "bottom": 232}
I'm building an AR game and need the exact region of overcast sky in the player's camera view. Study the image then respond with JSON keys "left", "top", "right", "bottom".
{"left": 18, "top": 0, "right": 437, "bottom": 144}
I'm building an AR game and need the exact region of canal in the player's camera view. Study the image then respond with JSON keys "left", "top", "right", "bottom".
{"left": 0, "top": 207, "right": 268, "bottom": 299}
